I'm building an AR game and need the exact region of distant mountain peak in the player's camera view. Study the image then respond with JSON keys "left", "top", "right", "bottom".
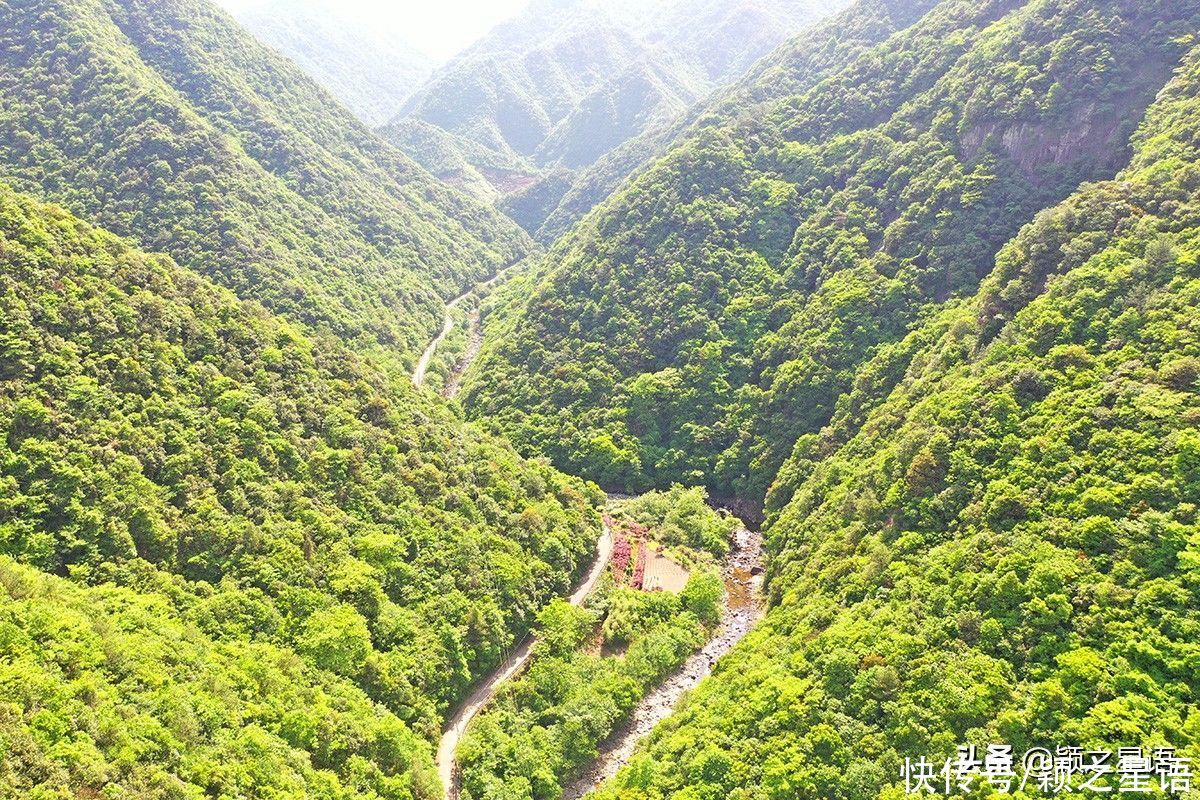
{"left": 385, "top": 0, "right": 852, "bottom": 234}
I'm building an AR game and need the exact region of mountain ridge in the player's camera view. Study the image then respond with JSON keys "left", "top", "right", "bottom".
{"left": 0, "top": 0, "right": 532, "bottom": 372}
{"left": 4, "top": 1, "right": 1200, "bottom": 797}
{"left": 230, "top": 0, "right": 435, "bottom": 126}
{"left": 461, "top": 0, "right": 1199, "bottom": 508}
{"left": 590, "top": 34, "right": 1200, "bottom": 797}
{"left": 384, "top": 0, "right": 850, "bottom": 231}
{"left": 0, "top": 177, "right": 598, "bottom": 797}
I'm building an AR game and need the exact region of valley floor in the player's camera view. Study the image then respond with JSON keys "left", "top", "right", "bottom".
{"left": 437, "top": 519, "right": 614, "bottom": 798}
{"left": 417, "top": 260, "right": 774, "bottom": 798}
{"left": 562, "top": 525, "right": 765, "bottom": 799}
{"left": 412, "top": 258, "right": 528, "bottom": 392}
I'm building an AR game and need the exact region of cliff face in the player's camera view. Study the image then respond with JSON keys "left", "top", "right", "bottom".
{"left": 960, "top": 64, "right": 1169, "bottom": 180}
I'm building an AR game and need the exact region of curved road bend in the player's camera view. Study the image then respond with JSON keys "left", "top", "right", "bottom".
{"left": 412, "top": 259, "right": 527, "bottom": 389}
{"left": 436, "top": 524, "right": 614, "bottom": 799}
{"left": 411, "top": 290, "right": 468, "bottom": 388}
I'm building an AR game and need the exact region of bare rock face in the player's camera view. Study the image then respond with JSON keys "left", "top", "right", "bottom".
{"left": 959, "top": 65, "right": 1167, "bottom": 183}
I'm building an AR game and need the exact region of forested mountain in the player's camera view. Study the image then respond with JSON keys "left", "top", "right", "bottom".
{"left": 462, "top": 0, "right": 1200, "bottom": 508}
{"left": 229, "top": 0, "right": 435, "bottom": 126}
{"left": 536, "top": 0, "right": 945, "bottom": 247}
{"left": 6, "top": 0, "right": 1200, "bottom": 797}
{"left": 0, "top": 0, "right": 532, "bottom": 371}
{"left": 385, "top": 0, "right": 846, "bottom": 235}
{"left": 590, "top": 32, "right": 1200, "bottom": 799}
{"left": 459, "top": 488, "right": 735, "bottom": 799}
{"left": 394, "top": 1, "right": 693, "bottom": 163}
{"left": 382, "top": 119, "right": 541, "bottom": 204}
{"left": 0, "top": 181, "right": 600, "bottom": 797}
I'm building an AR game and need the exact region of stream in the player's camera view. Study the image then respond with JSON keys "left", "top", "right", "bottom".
{"left": 435, "top": 520, "right": 764, "bottom": 800}
{"left": 442, "top": 306, "right": 482, "bottom": 399}
{"left": 560, "top": 525, "right": 764, "bottom": 799}
{"left": 416, "top": 262, "right": 766, "bottom": 799}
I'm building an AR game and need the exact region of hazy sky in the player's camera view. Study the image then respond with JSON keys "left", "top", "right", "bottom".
{"left": 216, "top": 0, "right": 531, "bottom": 61}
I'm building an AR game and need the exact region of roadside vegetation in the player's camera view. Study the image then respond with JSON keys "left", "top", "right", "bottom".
{"left": 456, "top": 488, "right": 735, "bottom": 800}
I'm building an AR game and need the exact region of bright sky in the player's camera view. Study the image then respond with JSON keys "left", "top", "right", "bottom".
{"left": 216, "top": 0, "right": 531, "bottom": 61}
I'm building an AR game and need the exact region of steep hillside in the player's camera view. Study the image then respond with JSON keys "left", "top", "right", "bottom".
{"left": 231, "top": 0, "right": 434, "bottom": 126}
{"left": 533, "top": 57, "right": 697, "bottom": 171}
{"left": 0, "top": 556, "right": 442, "bottom": 798}
{"left": 647, "top": 0, "right": 852, "bottom": 86}
{"left": 535, "top": 0, "right": 945, "bottom": 244}
{"left": 0, "top": 0, "right": 532, "bottom": 370}
{"left": 380, "top": 119, "right": 539, "bottom": 204}
{"left": 463, "top": 0, "right": 1200, "bottom": 508}
{"left": 395, "top": 5, "right": 669, "bottom": 163}
{"left": 386, "top": 0, "right": 845, "bottom": 235}
{"left": 590, "top": 38, "right": 1200, "bottom": 799}
{"left": 0, "top": 182, "right": 599, "bottom": 797}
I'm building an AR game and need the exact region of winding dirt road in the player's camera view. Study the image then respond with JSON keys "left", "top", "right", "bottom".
{"left": 411, "top": 291, "right": 469, "bottom": 388}
{"left": 436, "top": 524, "right": 614, "bottom": 799}
{"left": 414, "top": 261, "right": 765, "bottom": 798}
{"left": 412, "top": 259, "right": 526, "bottom": 390}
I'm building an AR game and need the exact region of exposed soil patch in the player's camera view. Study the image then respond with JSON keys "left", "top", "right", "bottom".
{"left": 642, "top": 547, "right": 690, "bottom": 592}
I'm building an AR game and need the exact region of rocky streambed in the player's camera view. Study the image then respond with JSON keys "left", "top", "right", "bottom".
{"left": 561, "top": 525, "right": 765, "bottom": 799}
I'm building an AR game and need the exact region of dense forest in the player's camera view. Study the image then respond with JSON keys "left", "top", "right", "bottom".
{"left": 462, "top": 0, "right": 1200, "bottom": 504}
{"left": 384, "top": 0, "right": 846, "bottom": 237}
{"left": 0, "top": 180, "right": 602, "bottom": 796}
{"left": 585, "top": 31, "right": 1200, "bottom": 799}
{"left": 4, "top": 0, "right": 1200, "bottom": 797}
{"left": 0, "top": 0, "right": 531, "bottom": 372}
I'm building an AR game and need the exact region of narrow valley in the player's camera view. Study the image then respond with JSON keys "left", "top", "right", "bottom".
{"left": 562, "top": 524, "right": 765, "bottom": 799}
{"left": 4, "top": 1, "right": 1200, "bottom": 798}
{"left": 412, "top": 258, "right": 529, "bottom": 392}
